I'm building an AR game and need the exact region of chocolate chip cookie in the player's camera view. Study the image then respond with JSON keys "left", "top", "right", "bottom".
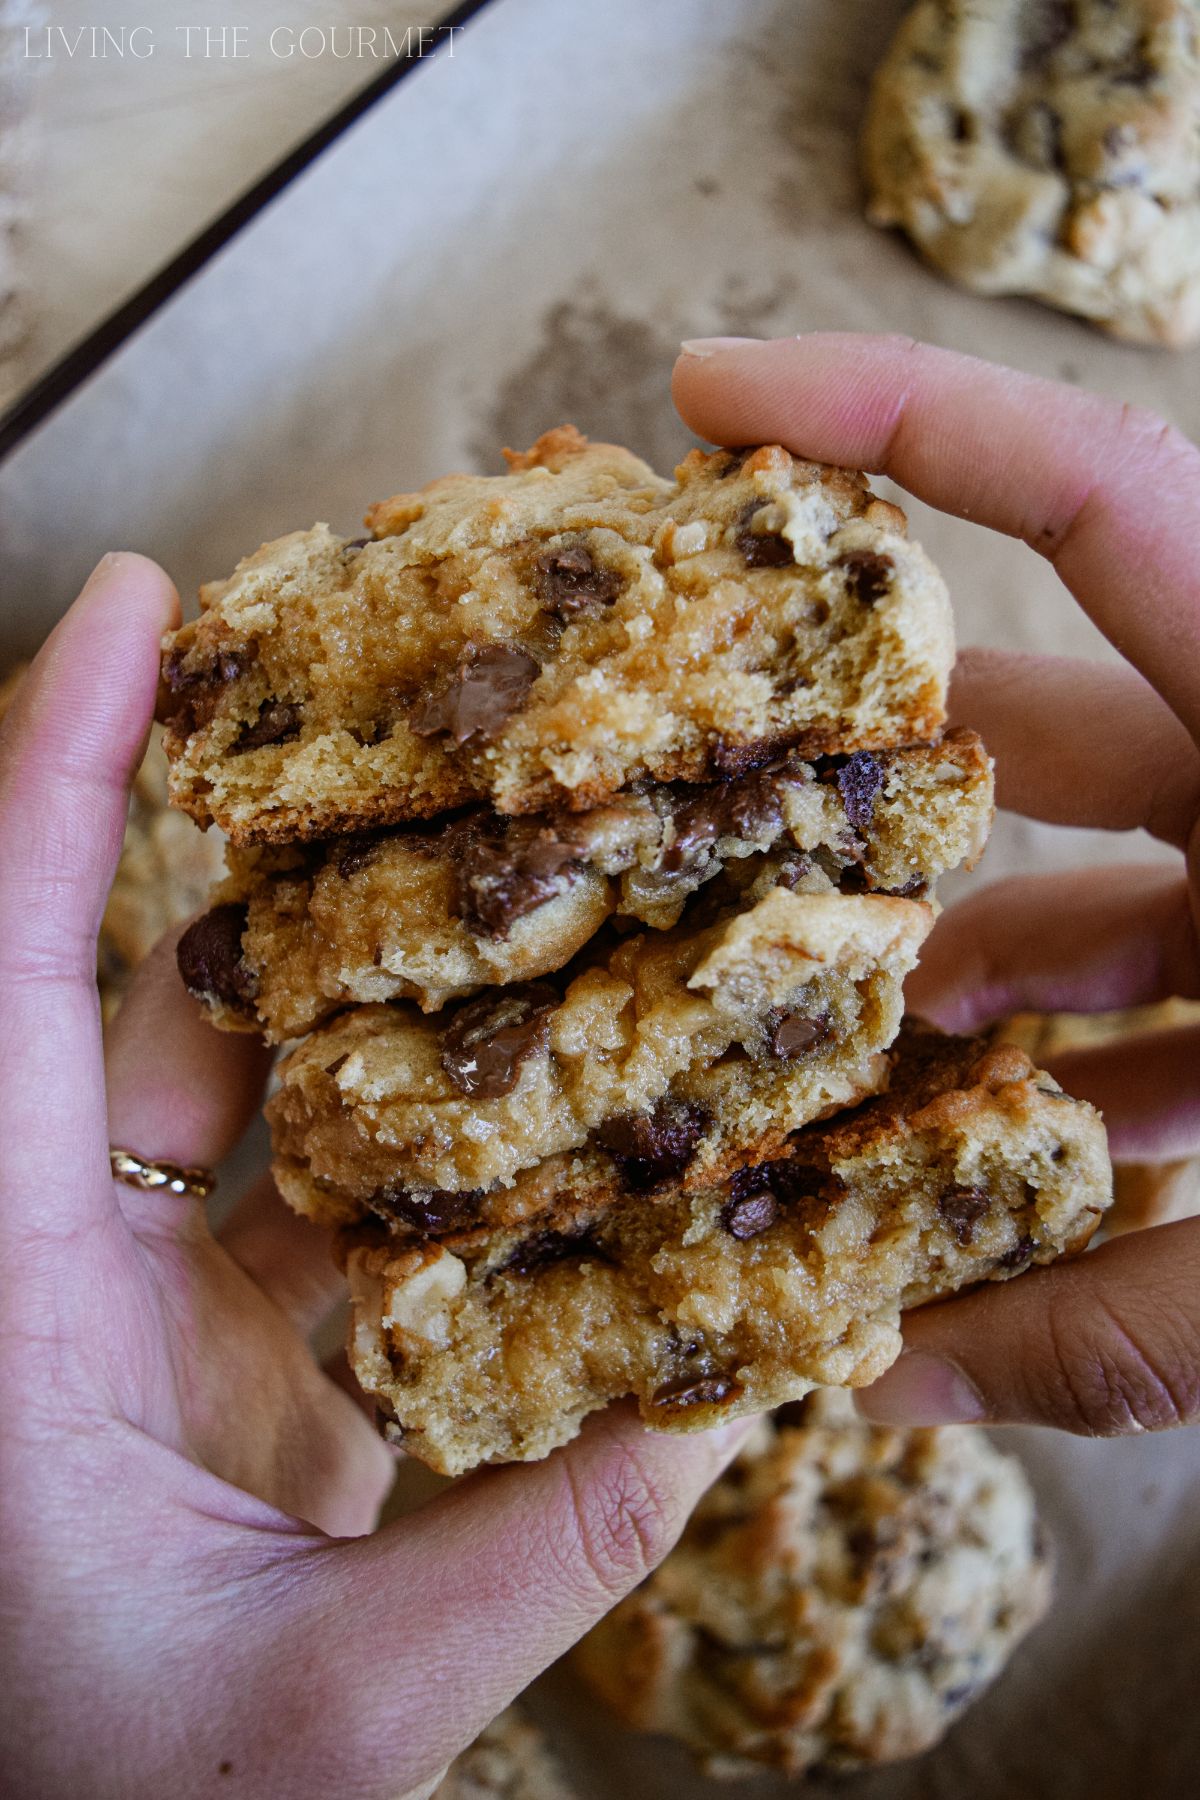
{"left": 434, "top": 1709, "right": 574, "bottom": 1800}
{"left": 864, "top": 0, "right": 1200, "bottom": 345}
{"left": 267, "top": 888, "right": 932, "bottom": 1213}
{"left": 158, "top": 428, "right": 954, "bottom": 843}
{"left": 184, "top": 730, "right": 991, "bottom": 1036}
{"left": 573, "top": 1389, "right": 1052, "bottom": 1778}
{"left": 340, "top": 1024, "right": 1109, "bottom": 1474}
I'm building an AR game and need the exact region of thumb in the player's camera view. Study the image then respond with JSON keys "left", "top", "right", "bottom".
{"left": 277, "top": 1406, "right": 755, "bottom": 1795}
{"left": 856, "top": 1219, "right": 1200, "bottom": 1436}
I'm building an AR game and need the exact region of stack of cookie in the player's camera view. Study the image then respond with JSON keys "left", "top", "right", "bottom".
{"left": 160, "top": 427, "right": 1111, "bottom": 1475}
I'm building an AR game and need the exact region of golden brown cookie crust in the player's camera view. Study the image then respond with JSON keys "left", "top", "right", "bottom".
{"left": 158, "top": 431, "right": 954, "bottom": 843}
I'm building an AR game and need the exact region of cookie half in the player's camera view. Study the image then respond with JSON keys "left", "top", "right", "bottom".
{"left": 158, "top": 429, "right": 954, "bottom": 842}
{"left": 574, "top": 1389, "right": 1052, "bottom": 1778}
{"left": 267, "top": 888, "right": 931, "bottom": 1211}
{"left": 340, "top": 1024, "right": 1110, "bottom": 1474}
{"left": 182, "top": 730, "right": 991, "bottom": 1036}
{"left": 864, "top": 0, "right": 1200, "bottom": 345}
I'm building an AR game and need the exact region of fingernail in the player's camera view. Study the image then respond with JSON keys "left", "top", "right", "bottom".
{"left": 854, "top": 1351, "right": 987, "bottom": 1427}
{"left": 678, "top": 336, "right": 759, "bottom": 359}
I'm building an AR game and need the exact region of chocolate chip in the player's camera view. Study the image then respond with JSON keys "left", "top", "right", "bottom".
{"left": 232, "top": 699, "right": 303, "bottom": 755}
{"left": 439, "top": 982, "right": 557, "bottom": 1099}
{"left": 663, "top": 770, "right": 787, "bottom": 874}
{"left": 160, "top": 645, "right": 252, "bottom": 736}
{"left": 334, "top": 833, "right": 385, "bottom": 879}
{"left": 938, "top": 1185, "right": 990, "bottom": 1246}
{"left": 325, "top": 1054, "right": 349, "bottom": 1078}
{"left": 998, "top": 1234, "right": 1037, "bottom": 1272}
{"left": 721, "top": 1190, "right": 779, "bottom": 1239}
{"left": 715, "top": 448, "right": 751, "bottom": 479}
{"left": 1019, "top": 0, "right": 1074, "bottom": 69}
{"left": 880, "top": 874, "right": 928, "bottom": 899}
{"left": 952, "top": 108, "right": 973, "bottom": 143}
{"left": 734, "top": 502, "right": 793, "bottom": 569}
{"left": 729, "top": 1157, "right": 829, "bottom": 1210}
{"left": 533, "top": 540, "right": 623, "bottom": 620}
{"left": 596, "top": 1098, "right": 709, "bottom": 1191}
{"left": 368, "top": 1185, "right": 484, "bottom": 1235}
{"left": 177, "top": 904, "right": 257, "bottom": 1016}
{"left": 837, "top": 550, "right": 893, "bottom": 607}
{"left": 836, "top": 751, "right": 886, "bottom": 833}
{"left": 454, "top": 819, "right": 584, "bottom": 938}
{"left": 774, "top": 853, "right": 812, "bottom": 890}
{"left": 651, "top": 1373, "right": 740, "bottom": 1409}
{"left": 767, "top": 1007, "right": 831, "bottom": 1060}
{"left": 343, "top": 536, "right": 370, "bottom": 552}
{"left": 410, "top": 644, "right": 539, "bottom": 746}
{"left": 1112, "top": 51, "right": 1155, "bottom": 86}
{"left": 500, "top": 1227, "right": 607, "bottom": 1276}
{"left": 710, "top": 736, "right": 793, "bottom": 780}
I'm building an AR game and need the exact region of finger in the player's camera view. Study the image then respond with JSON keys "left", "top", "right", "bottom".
{"left": 218, "top": 1171, "right": 346, "bottom": 1338}
{"left": 286, "top": 1407, "right": 756, "bottom": 1794}
{"left": 1043, "top": 1026, "right": 1200, "bottom": 1163}
{"left": 855, "top": 1218, "right": 1200, "bottom": 1437}
{"left": 908, "top": 864, "right": 1199, "bottom": 1032}
{"left": 949, "top": 648, "right": 1200, "bottom": 848}
{"left": 0, "top": 553, "right": 179, "bottom": 1242}
{"left": 104, "top": 923, "right": 273, "bottom": 1233}
{"left": 672, "top": 335, "right": 1200, "bottom": 746}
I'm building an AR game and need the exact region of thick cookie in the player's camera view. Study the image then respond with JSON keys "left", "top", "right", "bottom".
{"left": 864, "top": 0, "right": 1200, "bottom": 346}
{"left": 573, "top": 1389, "right": 1052, "bottom": 1778}
{"left": 340, "top": 1025, "right": 1110, "bottom": 1474}
{"left": 184, "top": 731, "right": 991, "bottom": 1036}
{"left": 267, "top": 888, "right": 932, "bottom": 1213}
{"left": 433, "top": 1709, "right": 574, "bottom": 1800}
{"left": 158, "top": 429, "right": 954, "bottom": 843}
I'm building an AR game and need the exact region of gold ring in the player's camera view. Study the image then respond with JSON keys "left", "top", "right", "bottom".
{"left": 109, "top": 1147, "right": 216, "bottom": 1200}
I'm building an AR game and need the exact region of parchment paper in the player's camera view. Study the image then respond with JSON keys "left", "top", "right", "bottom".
{"left": 2, "top": 2, "right": 1198, "bottom": 1791}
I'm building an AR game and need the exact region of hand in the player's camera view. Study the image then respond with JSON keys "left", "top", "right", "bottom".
{"left": 674, "top": 332, "right": 1200, "bottom": 1439}
{"left": 0, "top": 555, "right": 751, "bottom": 1799}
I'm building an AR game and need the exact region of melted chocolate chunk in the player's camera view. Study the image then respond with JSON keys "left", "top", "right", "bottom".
{"left": 734, "top": 502, "right": 794, "bottom": 569}
{"left": 767, "top": 1007, "right": 832, "bottom": 1060}
{"left": 711, "top": 735, "right": 793, "bottom": 780}
{"left": 368, "top": 1185, "right": 484, "bottom": 1235}
{"left": 177, "top": 904, "right": 257, "bottom": 1015}
{"left": 721, "top": 1189, "right": 779, "bottom": 1240}
{"left": 837, "top": 550, "right": 894, "bottom": 607}
{"left": 663, "top": 770, "right": 787, "bottom": 874}
{"left": 729, "top": 1157, "right": 829, "bottom": 1210}
{"left": 439, "top": 983, "right": 558, "bottom": 1098}
{"left": 500, "top": 1227, "right": 607, "bottom": 1276}
{"left": 533, "top": 541, "right": 623, "bottom": 620}
{"left": 938, "top": 1185, "right": 990, "bottom": 1246}
{"left": 343, "top": 536, "right": 370, "bottom": 552}
{"left": 454, "top": 819, "right": 584, "bottom": 938}
{"left": 880, "top": 874, "right": 929, "bottom": 899}
{"left": 597, "top": 1098, "right": 709, "bottom": 1191}
{"left": 411, "top": 645, "right": 539, "bottom": 746}
{"left": 232, "top": 698, "right": 303, "bottom": 755}
{"left": 160, "top": 645, "right": 252, "bottom": 736}
{"left": 998, "top": 1234, "right": 1037, "bottom": 1272}
{"left": 325, "top": 1054, "right": 349, "bottom": 1078}
{"left": 651, "top": 1373, "right": 740, "bottom": 1410}
{"left": 836, "top": 751, "right": 886, "bottom": 833}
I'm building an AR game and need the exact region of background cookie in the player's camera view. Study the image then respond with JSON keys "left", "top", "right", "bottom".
{"left": 864, "top": 0, "right": 1200, "bottom": 345}
{"left": 574, "top": 1389, "right": 1053, "bottom": 1779}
